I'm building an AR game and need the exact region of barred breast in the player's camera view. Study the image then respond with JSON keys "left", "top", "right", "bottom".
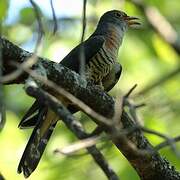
{"left": 85, "top": 45, "right": 116, "bottom": 85}
{"left": 85, "top": 32, "right": 120, "bottom": 86}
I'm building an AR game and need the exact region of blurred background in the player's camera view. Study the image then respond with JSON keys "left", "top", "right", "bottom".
{"left": 0, "top": 0, "right": 180, "bottom": 179}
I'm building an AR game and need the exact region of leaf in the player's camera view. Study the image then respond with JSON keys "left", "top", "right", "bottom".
{"left": 20, "top": 7, "right": 36, "bottom": 25}
{"left": 0, "top": 0, "right": 9, "bottom": 21}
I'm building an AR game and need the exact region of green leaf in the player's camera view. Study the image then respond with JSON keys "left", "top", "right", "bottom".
{"left": 20, "top": 7, "right": 36, "bottom": 25}
{"left": 8, "top": 24, "right": 32, "bottom": 44}
{"left": 0, "top": 0, "right": 9, "bottom": 21}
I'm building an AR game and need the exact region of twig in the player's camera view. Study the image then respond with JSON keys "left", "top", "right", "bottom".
{"left": 124, "top": 84, "right": 137, "bottom": 98}
{"left": 50, "top": 0, "right": 58, "bottom": 35}
{"left": 155, "top": 136, "right": 180, "bottom": 151}
{"left": 120, "top": 86, "right": 179, "bottom": 156}
{"left": 54, "top": 136, "right": 99, "bottom": 155}
{"left": 81, "top": 0, "right": 87, "bottom": 43}
{"left": 123, "top": 84, "right": 142, "bottom": 125}
{"left": 122, "top": 89, "right": 179, "bottom": 156}
{"left": 111, "top": 124, "right": 179, "bottom": 157}
{"left": 79, "top": 0, "right": 87, "bottom": 76}
{"left": 113, "top": 96, "right": 124, "bottom": 126}
{"left": 29, "top": 0, "right": 44, "bottom": 50}
{"left": 0, "top": 54, "right": 38, "bottom": 83}
{"left": 140, "top": 126, "right": 179, "bottom": 156}
{"left": 134, "top": 103, "right": 146, "bottom": 108}
{"left": 25, "top": 83, "right": 119, "bottom": 180}
{"left": 145, "top": 6, "right": 178, "bottom": 45}
{"left": 112, "top": 84, "right": 138, "bottom": 126}
{"left": 125, "top": 100, "right": 141, "bottom": 124}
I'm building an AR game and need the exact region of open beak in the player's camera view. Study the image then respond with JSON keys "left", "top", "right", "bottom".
{"left": 124, "top": 16, "right": 140, "bottom": 27}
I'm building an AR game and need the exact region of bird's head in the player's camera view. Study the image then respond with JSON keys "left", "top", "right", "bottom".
{"left": 97, "top": 10, "right": 140, "bottom": 33}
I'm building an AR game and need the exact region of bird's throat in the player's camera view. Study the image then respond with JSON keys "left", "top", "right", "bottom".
{"left": 105, "top": 24, "right": 124, "bottom": 58}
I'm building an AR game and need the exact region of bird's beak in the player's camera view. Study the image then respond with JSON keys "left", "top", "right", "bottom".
{"left": 124, "top": 16, "right": 140, "bottom": 27}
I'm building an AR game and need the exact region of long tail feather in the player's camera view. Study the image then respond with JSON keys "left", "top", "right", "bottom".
{"left": 18, "top": 108, "right": 57, "bottom": 178}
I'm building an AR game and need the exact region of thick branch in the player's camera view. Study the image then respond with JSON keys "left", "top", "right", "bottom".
{"left": 1, "top": 36, "right": 180, "bottom": 180}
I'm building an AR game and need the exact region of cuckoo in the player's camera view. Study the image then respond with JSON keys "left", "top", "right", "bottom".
{"left": 17, "top": 10, "right": 140, "bottom": 178}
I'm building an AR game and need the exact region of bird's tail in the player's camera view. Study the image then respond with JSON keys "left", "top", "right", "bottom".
{"left": 18, "top": 108, "right": 58, "bottom": 178}
{"left": 19, "top": 101, "right": 78, "bottom": 129}
{"left": 18, "top": 100, "right": 41, "bottom": 129}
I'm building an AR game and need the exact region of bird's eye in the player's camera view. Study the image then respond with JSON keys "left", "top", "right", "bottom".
{"left": 115, "top": 12, "right": 122, "bottom": 17}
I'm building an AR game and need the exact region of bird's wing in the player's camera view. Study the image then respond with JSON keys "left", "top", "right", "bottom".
{"left": 60, "top": 36, "right": 105, "bottom": 73}
{"left": 102, "top": 63, "right": 122, "bottom": 92}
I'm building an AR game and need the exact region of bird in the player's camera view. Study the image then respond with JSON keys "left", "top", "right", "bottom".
{"left": 17, "top": 10, "right": 140, "bottom": 178}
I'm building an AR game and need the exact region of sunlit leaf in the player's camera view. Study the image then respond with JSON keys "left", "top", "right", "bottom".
{"left": 8, "top": 24, "right": 32, "bottom": 44}
{"left": 152, "top": 34, "right": 178, "bottom": 65}
{"left": 0, "top": 0, "right": 9, "bottom": 21}
{"left": 19, "top": 7, "right": 36, "bottom": 25}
